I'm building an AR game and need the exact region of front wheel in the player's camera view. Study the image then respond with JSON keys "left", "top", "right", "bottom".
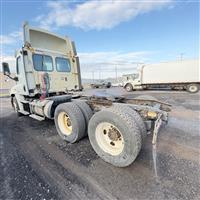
{"left": 125, "top": 83, "right": 133, "bottom": 92}
{"left": 186, "top": 84, "right": 199, "bottom": 93}
{"left": 11, "top": 96, "right": 22, "bottom": 116}
{"left": 88, "top": 107, "right": 142, "bottom": 167}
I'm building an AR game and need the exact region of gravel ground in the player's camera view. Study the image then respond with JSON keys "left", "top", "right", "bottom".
{"left": 0, "top": 88, "right": 200, "bottom": 200}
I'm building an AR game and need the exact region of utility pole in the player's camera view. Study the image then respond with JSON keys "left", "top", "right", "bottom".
{"left": 99, "top": 66, "right": 101, "bottom": 81}
{"left": 92, "top": 71, "right": 94, "bottom": 83}
{"left": 180, "top": 53, "right": 184, "bottom": 61}
{"left": 115, "top": 65, "right": 118, "bottom": 82}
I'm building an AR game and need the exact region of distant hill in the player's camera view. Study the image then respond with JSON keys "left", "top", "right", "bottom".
{"left": 0, "top": 72, "right": 16, "bottom": 90}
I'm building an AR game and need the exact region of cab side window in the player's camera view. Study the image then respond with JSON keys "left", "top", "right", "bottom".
{"left": 43, "top": 56, "right": 53, "bottom": 71}
{"left": 33, "top": 54, "right": 53, "bottom": 71}
{"left": 33, "top": 54, "right": 43, "bottom": 71}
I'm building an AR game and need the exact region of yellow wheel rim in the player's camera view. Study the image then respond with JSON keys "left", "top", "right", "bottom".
{"left": 58, "top": 112, "right": 72, "bottom": 136}
{"left": 95, "top": 122, "right": 124, "bottom": 156}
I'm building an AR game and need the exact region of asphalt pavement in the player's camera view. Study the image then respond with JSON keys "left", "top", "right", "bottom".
{"left": 0, "top": 88, "right": 200, "bottom": 200}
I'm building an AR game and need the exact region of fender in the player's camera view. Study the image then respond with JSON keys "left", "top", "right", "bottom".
{"left": 10, "top": 84, "right": 24, "bottom": 96}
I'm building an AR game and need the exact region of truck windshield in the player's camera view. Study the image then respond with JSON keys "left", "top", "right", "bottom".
{"left": 56, "top": 57, "right": 71, "bottom": 72}
{"left": 131, "top": 74, "right": 139, "bottom": 79}
{"left": 33, "top": 54, "right": 53, "bottom": 71}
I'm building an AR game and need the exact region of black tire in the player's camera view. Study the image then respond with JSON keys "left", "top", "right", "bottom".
{"left": 72, "top": 99, "right": 93, "bottom": 136}
{"left": 127, "top": 107, "right": 147, "bottom": 141}
{"left": 186, "top": 84, "right": 199, "bottom": 93}
{"left": 106, "top": 82, "right": 111, "bottom": 88}
{"left": 11, "top": 96, "right": 23, "bottom": 116}
{"left": 54, "top": 102, "right": 86, "bottom": 143}
{"left": 88, "top": 106, "right": 142, "bottom": 167}
{"left": 111, "top": 104, "right": 147, "bottom": 142}
{"left": 125, "top": 83, "right": 133, "bottom": 92}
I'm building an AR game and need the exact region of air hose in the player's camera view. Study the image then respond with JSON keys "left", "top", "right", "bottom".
{"left": 40, "top": 73, "right": 50, "bottom": 100}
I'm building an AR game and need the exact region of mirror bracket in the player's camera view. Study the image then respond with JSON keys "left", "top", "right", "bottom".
{"left": 2, "top": 62, "right": 18, "bottom": 81}
{"left": 4, "top": 74, "right": 18, "bottom": 81}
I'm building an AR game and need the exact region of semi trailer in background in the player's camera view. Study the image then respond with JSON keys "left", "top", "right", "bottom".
{"left": 123, "top": 59, "right": 200, "bottom": 93}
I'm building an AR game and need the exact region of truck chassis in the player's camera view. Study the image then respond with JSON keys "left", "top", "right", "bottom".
{"left": 3, "top": 22, "right": 171, "bottom": 167}
{"left": 11, "top": 93, "right": 171, "bottom": 167}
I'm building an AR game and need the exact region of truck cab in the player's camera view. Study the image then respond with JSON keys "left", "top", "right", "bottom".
{"left": 8, "top": 22, "right": 82, "bottom": 98}
{"left": 2, "top": 22, "right": 83, "bottom": 118}
{"left": 123, "top": 73, "right": 142, "bottom": 92}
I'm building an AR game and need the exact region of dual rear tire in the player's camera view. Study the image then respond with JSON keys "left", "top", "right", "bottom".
{"left": 54, "top": 101, "right": 145, "bottom": 167}
{"left": 54, "top": 101, "right": 93, "bottom": 143}
{"left": 88, "top": 106, "right": 143, "bottom": 167}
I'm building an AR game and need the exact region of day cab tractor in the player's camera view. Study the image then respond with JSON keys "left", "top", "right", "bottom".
{"left": 2, "top": 23, "right": 171, "bottom": 167}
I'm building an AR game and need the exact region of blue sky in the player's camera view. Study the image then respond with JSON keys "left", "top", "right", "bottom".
{"left": 1, "top": 0, "right": 199, "bottom": 78}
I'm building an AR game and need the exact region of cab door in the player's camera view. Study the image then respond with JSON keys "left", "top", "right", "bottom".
{"left": 15, "top": 55, "right": 29, "bottom": 95}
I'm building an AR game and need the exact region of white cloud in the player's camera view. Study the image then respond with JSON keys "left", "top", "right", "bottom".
{"left": 79, "top": 51, "right": 150, "bottom": 65}
{"left": 78, "top": 51, "right": 153, "bottom": 78}
{"left": 0, "top": 55, "right": 16, "bottom": 72}
{"left": 0, "top": 35, "right": 15, "bottom": 45}
{"left": 0, "top": 30, "right": 23, "bottom": 45}
{"left": 38, "top": 0, "right": 173, "bottom": 30}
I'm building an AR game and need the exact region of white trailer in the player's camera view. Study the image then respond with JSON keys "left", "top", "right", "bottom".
{"left": 123, "top": 59, "right": 200, "bottom": 93}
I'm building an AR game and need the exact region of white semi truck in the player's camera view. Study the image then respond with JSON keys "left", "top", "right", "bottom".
{"left": 123, "top": 59, "right": 200, "bottom": 93}
{"left": 2, "top": 23, "right": 171, "bottom": 167}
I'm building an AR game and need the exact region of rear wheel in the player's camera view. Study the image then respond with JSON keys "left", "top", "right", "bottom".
{"left": 186, "top": 84, "right": 199, "bottom": 93}
{"left": 72, "top": 99, "right": 93, "bottom": 136}
{"left": 88, "top": 107, "right": 142, "bottom": 167}
{"left": 111, "top": 104, "right": 147, "bottom": 142}
{"left": 127, "top": 107, "right": 147, "bottom": 141}
{"left": 54, "top": 102, "right": 86, "bottom": 143}
{"left": 125, "top": 83, "right": 133, "bottom": 92}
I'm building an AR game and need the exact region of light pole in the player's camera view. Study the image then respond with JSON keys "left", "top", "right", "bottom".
{"left": 115, "top": 65, "right": 118, "bottom": 82}
{"left": 99, "top": 66, "right": 101, "bottom": 80}
{"left": 180, "top": 53, "right": 184, "bottom": 61}
{"left": 91, "top": 71, "right": 94, "bottom": 83}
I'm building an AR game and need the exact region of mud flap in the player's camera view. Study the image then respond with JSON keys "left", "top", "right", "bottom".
{"left": 152, "top": 113, "right": 163, "bottom": 145}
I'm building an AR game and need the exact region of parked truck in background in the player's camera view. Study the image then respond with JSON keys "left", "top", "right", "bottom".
{"left": 123, "top": 59, "right": 200, "bottom": 93}
{"left": 2, "top": 22, "right": 171, "bottom": 167}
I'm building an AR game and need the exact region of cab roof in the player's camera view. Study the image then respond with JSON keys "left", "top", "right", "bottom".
{"left": 23, "top": 22, "right": 70, "bottom": 54}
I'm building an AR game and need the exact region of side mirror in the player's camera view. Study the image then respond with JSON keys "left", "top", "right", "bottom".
{"left": 2, "top": 62, "right": 11, "bottom": 76}
{"left": 1, "top": 62, "right": 18, "bottom": 81}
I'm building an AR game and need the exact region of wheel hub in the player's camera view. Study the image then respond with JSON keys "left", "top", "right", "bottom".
{"left": 190, "top": 86, "right": 196, "bottom": 91}
{"left": 58, "top": 112, "right": 72, "bottom": 136}
{"left": 95, "top": 122, "right": 124, "bottom": 156}
{"left": 108, "top": 127, "right": 121, "bottom": 141}
{"left": 66, "top": 117, "right": 71, "bottom": 127}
